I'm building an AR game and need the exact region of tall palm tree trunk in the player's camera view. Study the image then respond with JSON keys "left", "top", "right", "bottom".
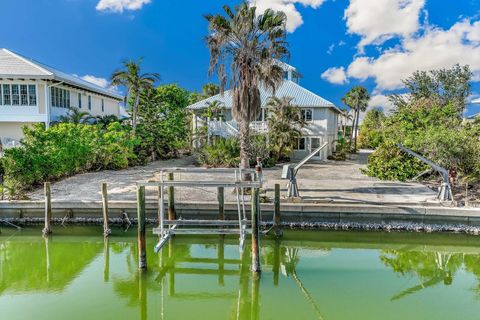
{"left": 349, "top": 109, "right": 357, "bottom": 151}
{"left": 239, "top": 119, "right": 251, "bottom": 172}
{"left": 353, "top": 107, "right": 360, "bottom": 152}
{"left": 132, "top": 93, "right": 140, "bottom": 134}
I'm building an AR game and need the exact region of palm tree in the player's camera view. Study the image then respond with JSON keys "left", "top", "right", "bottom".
{"left": 202, "top": 83, "right": 220, "bottom": 99}
{"left": 341, "top": 86, "right": 370, "bottom": 152}
{"left": 58, "top": 107, "right": 93, "bottom": 124}
{"left": 205, "top": 3, "right": 289, "bottom": 171}
{"left": 94, "top": 114, "right": 120, "bottom": 128}
{"left": 111, "top": 59, "right": 159, "bottom": 134}
{"left": 340, "top": 107, "right": 353, "bottom": 142}
{"left": 266, "top": 96, "right": 306, "bottom": 160}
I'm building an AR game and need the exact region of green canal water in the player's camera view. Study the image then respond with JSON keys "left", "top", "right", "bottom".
{"left": 1, "top": 227, "right": 480, "bottom": 320}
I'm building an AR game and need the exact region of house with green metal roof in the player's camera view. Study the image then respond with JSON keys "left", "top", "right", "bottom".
{"left": 0, "top": 48, "right": 123, "bottom": 147}
{"left": 188, "top": 63, "right": 341, "bottom": 160}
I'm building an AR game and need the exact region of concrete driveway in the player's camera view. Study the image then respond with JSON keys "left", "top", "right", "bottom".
{"left": 27, "top": 150, "right": 437, "bottom": 205}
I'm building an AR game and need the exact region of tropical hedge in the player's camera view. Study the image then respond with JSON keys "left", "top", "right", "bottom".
{"left": 363, "top": 65, "right": 480, "bottom": 190}
{"left": 1, "top": 123, "right": 138, "bottom": 195}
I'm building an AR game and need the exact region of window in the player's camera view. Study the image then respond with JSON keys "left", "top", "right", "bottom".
{"left": 301, "top": 109, "right": 313, "bottom": 121}
{"left": 20, "top": 85, "right": 28, "bottom": 105}
{"left": 101, "top": 99, "right": 104, "bottom": 112}
{"left": 78, "top": 93, "right": 82, "bottom": 108}
{"left": 28, "top": 85, "right": 36, "bottom": 105}
{"left": 88, "top": 96, "right": 91, "bottom": 110}
{"left": 295, "top": 137, "right": 306, "bottom": 150}
{"left": 0, "top": 84, "right": 36, "bottom": 106}
{"left": 11, "top": 85, "right": 19, "bottom": 105}
{"left": 51, "top": 87, "right": 70, "bottom": 108}
{"left": 3, "top": 85, "right": 11, "bottom": 105}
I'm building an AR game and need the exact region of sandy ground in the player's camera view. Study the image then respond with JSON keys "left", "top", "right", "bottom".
{"left": 27, "top": 150, "right": 437, "bottom": 205}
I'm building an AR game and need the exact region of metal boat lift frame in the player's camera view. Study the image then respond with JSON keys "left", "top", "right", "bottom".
{"left": 137, "top": 168, "right": 262, "bottom": 254}
{"left": 396, "top": 143, "right": 453, "bottom": 201}
{"left": 282, "top": 142, "right": 328, "bottom": 198}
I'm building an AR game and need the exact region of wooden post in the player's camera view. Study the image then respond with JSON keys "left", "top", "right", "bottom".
{"left": 217, "top": 186, "right": 225, "bottom": 220}
{"left": 167, "top": 172, "right": 176, "bottom": 220}
{"left": 103, "top": 237, "right": 110, "bottom": 282}
{"left": 102, "top": 183, "right": 111, "bottom": 237}
{"left": 274, "top": 184, "right": 283, "bottom": 237}
{"left": 42, "top": 182, "right": 52, "bottom": 236}
{"left": 137, "top": 186, "right": 147, "bottom": 270}
{"left": 251, "top": 187, "right": 261, "bottom": 273}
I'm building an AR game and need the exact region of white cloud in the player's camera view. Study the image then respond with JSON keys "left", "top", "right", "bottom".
{"left": 321, "top": 66, "right": 348, "bottom": 84}
{"left": 81, "top": 75, "right": 110, "bottom": 88}
{"left": 368, "top": 94, "right": 395, "bottom": 114}
{"left": 96, "top": 0, "right": 151, "bottom": 13}
{"left": 249, "top": 0, "right": 326, "bottom": 32}
{"left": 347, "top": 19, "right": 480, "bottom": 90}
{"left": 81, "top": 75, "right": 121, "bottom": 94}
{"left": 344, "top": 0, "right": 426, "bottom": 47}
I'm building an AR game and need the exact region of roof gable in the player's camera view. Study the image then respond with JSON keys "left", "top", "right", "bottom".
{"left": 188, "top": 80, "right": 340, "bottom": 112}
{"left": 0, "top": 49, "right": 122, "bottom": 100}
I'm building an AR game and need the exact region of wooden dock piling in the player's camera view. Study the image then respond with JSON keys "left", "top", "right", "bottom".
{"left": 102, "top": 183, "right": 111, "bottom": 237}
{"left": 251, "top": 187, "right": 261, "bottom": 273}
{"left": 167, "top": 172, "right": 176, "bottom": 220}
{"left": 42, "top": 182, "right": 52, "bottom": 236}
{"left": 137, "top": 186, "right": 147, "bottom": 270}
{"left": 217, "top": 186, "right": 225, "bottom": 220}
{"left": 274, "top": 184, "right": 283, "bottom": 237}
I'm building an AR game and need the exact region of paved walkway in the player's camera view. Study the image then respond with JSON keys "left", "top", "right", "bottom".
{"left": 27, "top": 150, "right": 437, "bottom": 204}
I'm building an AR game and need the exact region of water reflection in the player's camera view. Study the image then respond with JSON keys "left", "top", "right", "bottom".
{"left": 2, "top": 229, "right": 480, "bottom": 320}
{"left": 381, "top": 250, "right": 480, "bottom": 301}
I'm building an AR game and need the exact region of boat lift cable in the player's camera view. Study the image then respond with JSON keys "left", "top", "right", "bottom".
{"left": 396, "top": 144, "right": 453, "bottom": 202}
{"left": 281, "top": 142, "right": 328, "bottom": 198}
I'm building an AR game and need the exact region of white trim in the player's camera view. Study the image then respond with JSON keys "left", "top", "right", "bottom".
{"left": 294, "top": 137, "right": 306, "bottom": 151}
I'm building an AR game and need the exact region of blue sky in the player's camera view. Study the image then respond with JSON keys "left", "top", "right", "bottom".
{"left": 1, "top": 0, "right": 479, "bottom": 115}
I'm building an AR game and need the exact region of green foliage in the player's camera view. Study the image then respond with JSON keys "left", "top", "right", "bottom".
{"left": 196, "top": 137, "right": 240, "bottom": 167}
{"left": 365, "top": 65, "right": 480, "bottom": 185}
{"left": 57, "top": 107, "right": 94, "bottom": 124}
{"left": 363, "top": 142, "right": 428, "bottom": 181}
{"left": 391, "top": 64, "right": 471, "bottom": 113}
{"left": 266, "top": 97, "right": 306, "bottom": 161}
{"left": 359, "top": 109, "right": 386, "bottom": 149}
{"left": 249, "top": 133, "right": 275, "bottom": 168}
{"left": 1, "top": 123, "right": 138, "bottom": 195}
{"left": 136, "top": 84, "right": 191, "bottom": 161}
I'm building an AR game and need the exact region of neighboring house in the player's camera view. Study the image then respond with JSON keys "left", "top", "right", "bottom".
{"left": 188, "top": 63, "right": 341, "bottom": 160}
{"left": 0, "top": 48, "right": 123, "bottom": 148}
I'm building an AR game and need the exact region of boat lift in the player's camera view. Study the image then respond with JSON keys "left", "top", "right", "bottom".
{"left": 396, "top": 144, "right": 453, "bottom": 202}
{"left": 139, "top": 168, "right": 262, "bottom": 254}
{"left": 281, "top": 142, "right": 328, "bottom": 198}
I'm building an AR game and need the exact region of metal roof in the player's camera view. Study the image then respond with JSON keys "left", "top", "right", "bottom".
{"left": 188, "top": 79, "right": 340, "bottom": 112}
{"left": 0, "top": 49, "right": 123, "bottom": 100}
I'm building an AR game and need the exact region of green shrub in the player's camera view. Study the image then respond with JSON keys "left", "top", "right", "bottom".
{"left": 2, "top": 123, "right": 138, "bottom": 195}
{"left": 362, "top": 142, "right": 428, "bottom": 181}
{"left": 196, "top": 137, "right": 240, "bottom": 167}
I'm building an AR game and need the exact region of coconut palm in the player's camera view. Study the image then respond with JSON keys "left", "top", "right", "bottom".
{"left": 205, "top": 3, "right": 289, "bottom": 171}
{"left": 266, "top": 96, "right": 306, "bottom": 160}
{"left": 111, "top": 59, "right": 159, "bottom": 134}
{"left": 341, "top": 86, "right": 370, "bottom": 152}
{"left": 58, "top": 107, "right": 93, "bottom": 124}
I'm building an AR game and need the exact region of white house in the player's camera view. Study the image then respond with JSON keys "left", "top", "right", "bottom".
{"left": 0, "top": 48, "right": 123, "bottom": 147}
{"left": 188, "top": 63, "right": 341, "bottom": 160}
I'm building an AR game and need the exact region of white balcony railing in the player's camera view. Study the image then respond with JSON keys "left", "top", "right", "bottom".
{"left": 208, "top": 120, "right": 268, "bottom": 137}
